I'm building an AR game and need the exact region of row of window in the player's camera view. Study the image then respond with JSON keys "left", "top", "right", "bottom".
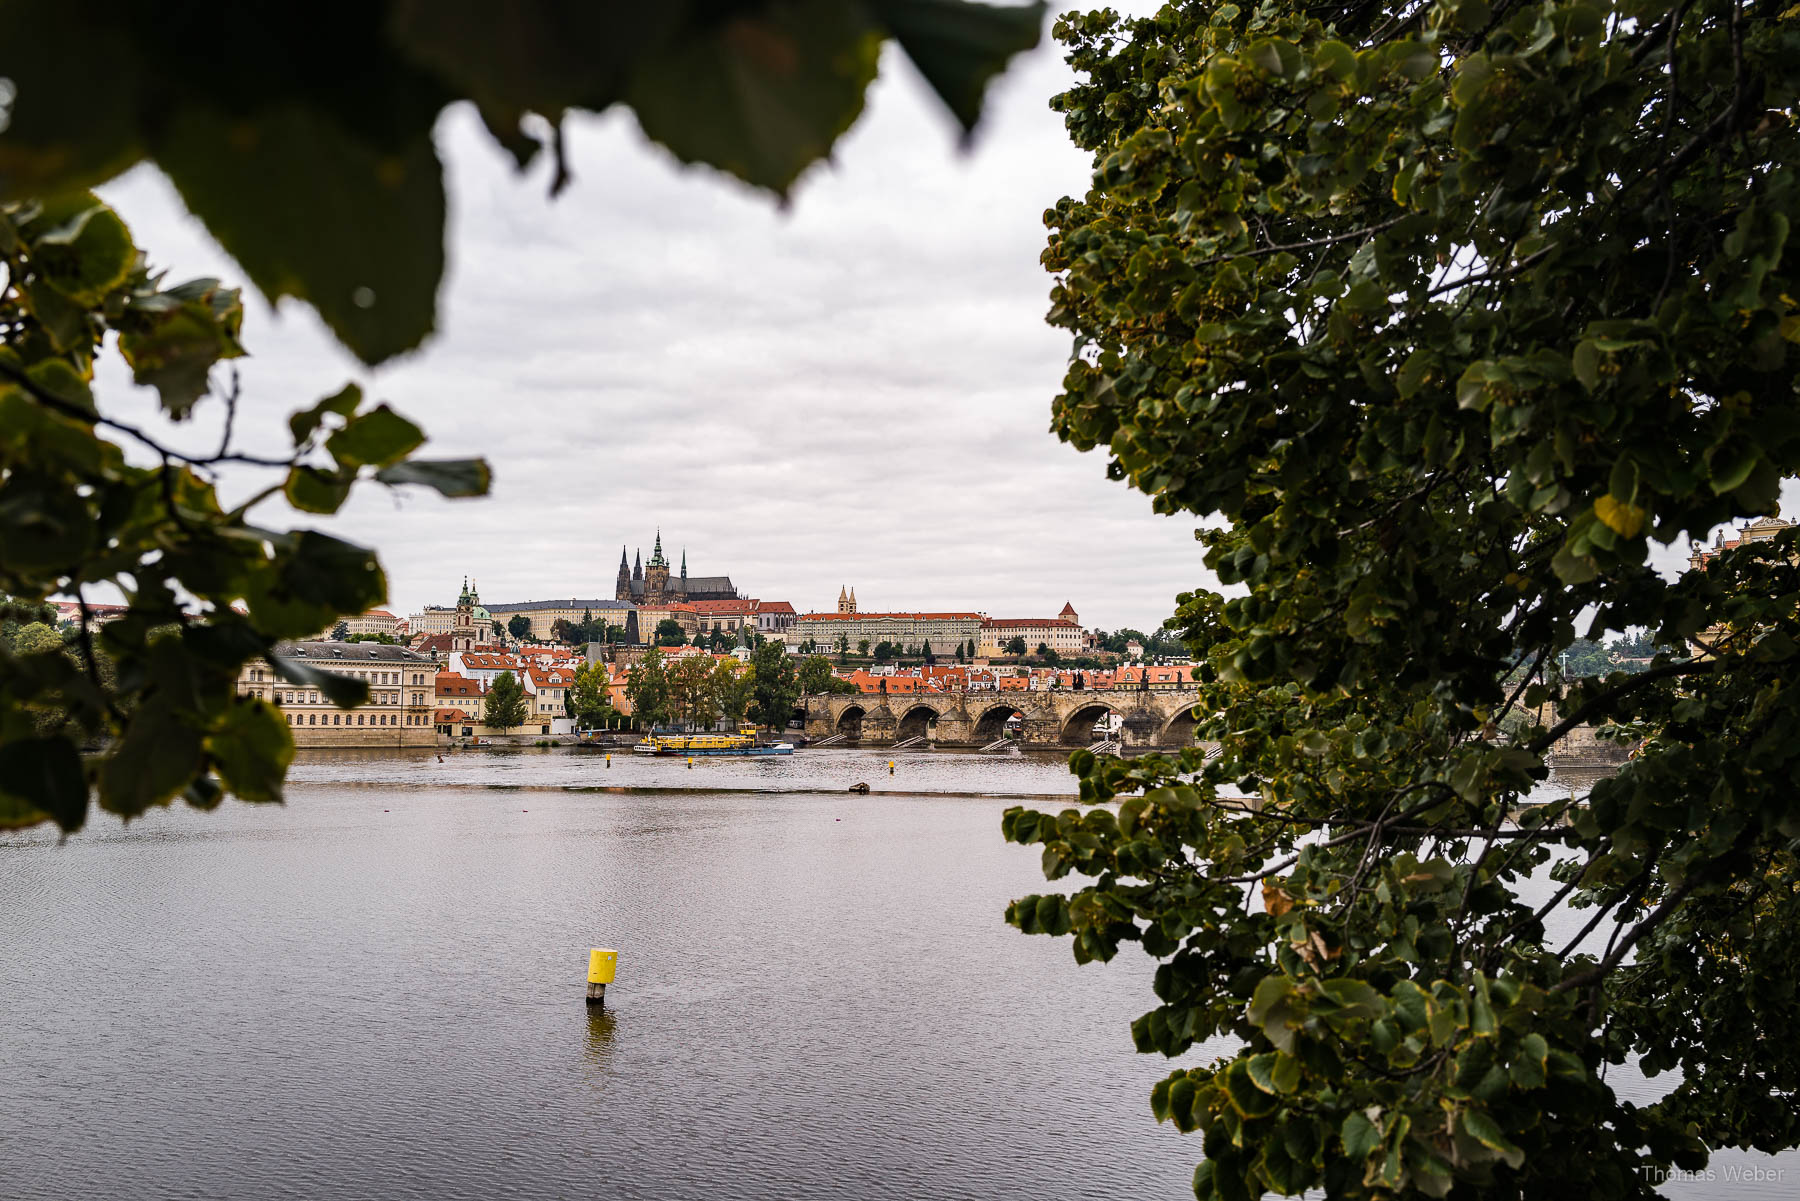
{"left": 287, "top": 712, "right": 429, "bottom": 726}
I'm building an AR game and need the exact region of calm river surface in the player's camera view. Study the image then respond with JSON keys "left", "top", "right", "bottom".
{"left": 1, "top": 748, "right": 1790, "bottom": 1199}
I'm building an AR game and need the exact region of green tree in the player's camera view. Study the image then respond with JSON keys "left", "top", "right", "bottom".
{"left": 330, "top": 620, "right": 350, "bottom": 640}
{"left": 712, "top": 658, "right": 753, "bottom": 727}
{"left": 1558, "top": 637, "right": 1614, "bottom": 680}
{"left": 1004, "top": 4, "right": 1800, "bottom": 1197}
{"left": 796, "top": 654, "right": 846, "bottom": 697}
{"left": 1004, "top": 635, "right": 1027, "bottom": 656}
{"left": 565, "top": 659, "right": 612, "bottom": 729}
{"left": 481, "top": 670, "right": 526, "bottom": 731}
{"left": 921, "top": 639, "right": 935, "bottom": 664}
{"left": 654, "top": 618, "right": 686, "bottom": 647}
{"left": 344, "top": 632, "right": 398, "bottom": 645}
{"left": 0, "top": 6, "right": 1045, "bottom": 833}
{"left": 507, "top": 614, "right": 531, "bottom": 641}
{"left": 669, "top": 655, "right": 718, "bottom": 729}
{"left": 749, "top": 640, "right": 800, "bottom": 729}
{"left": 858, "top": 639, "right": 871, "bottom": 657}
{"left": 837, "top": 634, "right": 850, "bottom": 665}
{"left": 624, "top": 646, "right": 671, "bottom": 730}
{"left": 9, "top": 622, "right": 63, "bottom": 657}
{"left": 872, "top": 641, "right": 895, "bottom": 663}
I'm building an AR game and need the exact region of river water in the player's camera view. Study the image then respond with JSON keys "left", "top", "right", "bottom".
{"left": 0, "top": 748, "right": 1790, "bottom": 1199}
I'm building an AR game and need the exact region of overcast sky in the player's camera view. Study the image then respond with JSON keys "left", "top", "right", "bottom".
{"left": 91, "top": 7, "right": 1212, "bottom": 635}
{"left": 91, "top": 8, "right": 1781, "bottom": 636}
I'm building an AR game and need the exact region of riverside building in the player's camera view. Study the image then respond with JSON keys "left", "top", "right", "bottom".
{"left": 236, "top": 640, "right": 437, "bottom": 747}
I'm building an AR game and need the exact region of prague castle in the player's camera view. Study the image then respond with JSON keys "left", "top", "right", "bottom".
{"left": 615, "top": 531, "right": 738, "bottom": 605}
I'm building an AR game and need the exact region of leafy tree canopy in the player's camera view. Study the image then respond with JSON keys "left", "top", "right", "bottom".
{"left": 0, "top": 0, "right": 1043, "bottom": 366}
{"left": 481, "top": 669, "right": 527, "bottom": 731}
{"left": 749, "top": 640, "right": 800, "bottom": 728}
{"left": 0, "top": 197, "right": 487, "bottom": 833}
{"left": 565, "top": 659, "right": 613, "bottom": 728}
{"left": 507, "top": 614, "right": 532, "bottom": 640}
{"left": 654, "top": 618, "right": 688, "bottom": 647}
{"left": 1007, "top": 1, "right": 1800, "bottom": 1197}
{"left": 624, "top": 646, "right": 671, "bottom": 729}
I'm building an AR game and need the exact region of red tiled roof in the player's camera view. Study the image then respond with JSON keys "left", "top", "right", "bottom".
{"left": 982, "top": 618, "right": 1079, "bottom": 629}
{"left": 688, "top": 599, "right": 756, "bottom": 615}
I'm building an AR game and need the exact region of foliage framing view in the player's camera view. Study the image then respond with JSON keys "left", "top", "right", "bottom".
{"left": 1005, "top": 1, "right": 1800, "bottom": 1198}
{"left": 0, "top": 1, "right": 1043, "bottom": 832}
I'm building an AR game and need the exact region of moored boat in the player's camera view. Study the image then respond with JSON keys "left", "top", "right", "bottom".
{"left": 631, "top": 728, "right": 795, "bottom": 756}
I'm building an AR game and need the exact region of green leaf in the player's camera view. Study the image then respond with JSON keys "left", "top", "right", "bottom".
{"left": 326, "top": 404, "right": 425, "bottom": 469}
{"left": 1246, "top": 37, "right": 1301, "bottom": 77}
{"left": 290, "top": 383, "right": 363, "bottom": 445}
{"left": 1594, "top": 494, "right": 1646, "bottom": 538}
{"left": 20, "top": 193, "right": 136, "bottom": 304}
{"left": 284, "top": 465, "right": 354, "bottom": 515}
{"left": 0, "top": 736, "right": 88, "bottom": 831}
{"left": 1459, "top": 1108, "right": 1525, "bottom": 1169}
{"left": 1341, "top": 1110, "right": 1381, "bottom": 1160}
{"left": 98, "top": 704, "right": 205, "bottom": 818}
{"left": 242, "top": 530, "right": 387, "bottom": 641}
{"left": 624, "top": 0, "right": 883, "bottom": 196}
{"left": 867, "top": 0, "right": 1047, "bottom": 133}
{"left": 1222, "top": 1058, "right": 1278, "bottom": 1117}
{"left": 118, "top": 283, "right": 246, "bottom": 418}
{"left": 204, "top": 697, "right": 294, "bottom": 802}
{"left": 154, "top": 106, "right": 444, "bottom": 365}
{"left": 374, "top": 457, "right": 493, "bottom": 497}
{"left": 1247, "top": 1051, "right": 1300, "bottom": 1094}
{"left": 21, "top": 278, "right": 91, "bottom": 352}
{"left": 268, "top": 650, "right": 371, "bottom": 709}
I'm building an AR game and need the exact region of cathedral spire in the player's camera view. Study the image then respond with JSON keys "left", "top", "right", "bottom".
{"left": 633, "top": 549, "right": 642, "bottom": 581}
{"left": 650, "top": 529, "right": 666, "bottom": 568}
{"left": 681, "top": 548, "right": 687, "bottom": 579}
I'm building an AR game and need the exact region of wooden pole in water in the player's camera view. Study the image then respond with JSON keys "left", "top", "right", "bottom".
{"left": 586, "top": 948, "right": 617, "bottom": 1006}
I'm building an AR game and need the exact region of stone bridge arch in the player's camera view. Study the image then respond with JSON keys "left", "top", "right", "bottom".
{"left": 895, "top": 702, "right": 941, "bottom": 742}
{"left": 972, "top": 701, "right": 1024, "bottom": 742}
{"left": 804, "top": 689, "right": 1206, "bottom": 750}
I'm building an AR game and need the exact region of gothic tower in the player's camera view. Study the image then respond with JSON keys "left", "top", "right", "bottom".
{"left": 615, "top": 546, "right": 631, "bottom": 602}
{"left": 645, "top": 530, "right": 671, "bottom": 604}
{"left": 838, "top": 586, "right": 851, "bottom": 614}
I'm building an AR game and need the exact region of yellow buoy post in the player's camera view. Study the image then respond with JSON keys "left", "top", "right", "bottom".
{"left": 586, "top": 947, "right": 617, "bottom": 1007}
{"left": 889, "top": 760, "right": 895, "bottom": 775}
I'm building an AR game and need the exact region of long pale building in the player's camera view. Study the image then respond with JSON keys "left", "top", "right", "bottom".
{"left": 786, "top": 611, "right": 984, "bottom": 653}
{"left": 236, "top": 640, "right": 437, "bottom": 747}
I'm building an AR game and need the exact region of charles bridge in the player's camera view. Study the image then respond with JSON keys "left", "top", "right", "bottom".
{"left": 801, "top": 685, "right": 1207, "bottom": 750}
